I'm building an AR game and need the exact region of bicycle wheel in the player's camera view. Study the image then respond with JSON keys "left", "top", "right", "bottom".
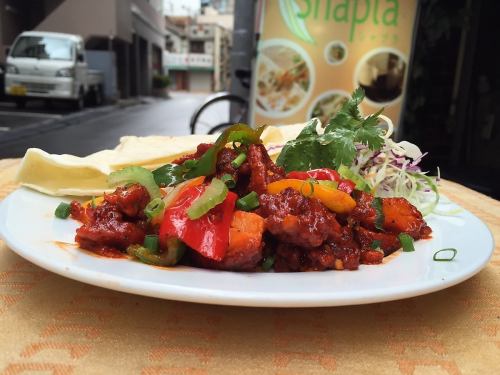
{"left": 190, "top": 92, "right": 248, "bottom": 134}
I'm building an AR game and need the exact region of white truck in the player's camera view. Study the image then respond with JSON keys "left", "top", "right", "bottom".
{"left": 4, "top": 31, "right": 104, "bottom": 110}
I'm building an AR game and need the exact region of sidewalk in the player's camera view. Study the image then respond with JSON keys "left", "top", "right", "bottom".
{"left": 0, "top": 97, "right": 149, "bottom": 146}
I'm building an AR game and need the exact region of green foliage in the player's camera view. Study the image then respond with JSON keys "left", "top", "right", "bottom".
{"left": 276, "top": 88, "right": 385, "bottom": 172}
{"left": 152, "top": 74, "right": 170, "bottom": 89}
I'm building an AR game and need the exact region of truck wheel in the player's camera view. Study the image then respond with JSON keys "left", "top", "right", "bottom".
{"left": 72, "top": 90, "right": 84, "bottom": 111}
{"left": 15, "top": 99, "right": 26, "bottom": 109}
{"left": 92, "top": 86, "right": 103, "bottom": 106}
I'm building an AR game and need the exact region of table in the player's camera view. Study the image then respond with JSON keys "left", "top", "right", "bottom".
{"left": 1, "top": 158, "right": 499, "bottom": 375}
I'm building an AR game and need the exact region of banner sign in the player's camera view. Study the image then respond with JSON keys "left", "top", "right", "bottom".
{"left": 251, "top": 0, "right": 418, "bottom": 129}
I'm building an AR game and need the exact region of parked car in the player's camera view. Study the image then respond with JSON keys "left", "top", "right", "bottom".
{"left": 4, "top": 31, "right": 103, "bottom": 109}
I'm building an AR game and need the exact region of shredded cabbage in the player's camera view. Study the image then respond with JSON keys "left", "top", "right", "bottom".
{"left": 349, "top": 115, "right": 440, "bottom": 216}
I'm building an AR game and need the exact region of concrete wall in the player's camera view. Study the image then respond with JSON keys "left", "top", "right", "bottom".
{"left": 189, "top": 71, "right": 212, "bottom": 92}
{"left": 35, "top": 0, "right": 132, "bottom": 43}
{"left": 86, "top": 50, "right": 118, "bottom": 99}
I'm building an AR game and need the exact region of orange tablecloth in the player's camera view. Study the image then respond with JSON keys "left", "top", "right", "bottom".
{"left": 1, "top": 158, "right": 499, "bottom": 375}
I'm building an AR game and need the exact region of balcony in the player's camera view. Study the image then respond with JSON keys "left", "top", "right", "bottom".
{"left": 165, "top": 53, "right": 214, "bottom": 71}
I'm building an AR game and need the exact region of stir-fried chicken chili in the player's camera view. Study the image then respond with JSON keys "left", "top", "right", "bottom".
{"left": 68, "top": 122, "right": 432, "bottom": 272}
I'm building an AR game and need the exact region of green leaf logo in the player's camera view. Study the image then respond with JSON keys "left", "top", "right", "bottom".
{"left": 279, "top": 0, "right": 316, "bottom": 44}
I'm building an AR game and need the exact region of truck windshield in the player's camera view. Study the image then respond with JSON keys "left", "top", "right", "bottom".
{"left": 10, "top": 36, "right": 74, "bottom": 61}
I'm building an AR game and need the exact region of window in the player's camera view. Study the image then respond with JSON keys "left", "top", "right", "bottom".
{"left": 11, "top": 36, "right": 74, "bottom": 61}
{"left": 190, "top": 41, "right": 205, "bottom": 53}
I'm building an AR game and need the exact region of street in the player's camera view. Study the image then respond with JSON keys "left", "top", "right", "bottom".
{"left": 0, "top": 92, "right": 227, "bottom": 159}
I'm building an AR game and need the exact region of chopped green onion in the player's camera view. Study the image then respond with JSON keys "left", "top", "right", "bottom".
{"left": 372, "top": 197, "right": 384, "bottom": 231}
{"left": 300, "top": 178, "right": 316, "bottom": 197}
{"left": 143, "top": 235, "right": 159, "bottom": 253}
{"left": 261, "top": 255, "right": 275, "bottom": 271}
{"left": 108, "top": 166, "right": 161, "bottom": 200}
{"left": 398, "top": 233, "right": 415, "bottom": 252}
{"left": 187, "top": 178, "right": 228, "bottom": 219}
{"left": 144, "top": 197, "right": 165, "bottom": 220}
{"left": 231, "top": 153, "right": 247, "bottom": 169}
{"left": 221, "top": 173, "right": 236, "bottom": 188}
{"left": 236, "top": 191, "right": 260, "bottom": 211}
{"left": 54, "top": 202, "right": 71, "bottom": 219}
{"left": 433, "top": 248, "right": 457, "bottom": 262}
{"left": 371, "top": 240, "right": 381, "bottom": 249}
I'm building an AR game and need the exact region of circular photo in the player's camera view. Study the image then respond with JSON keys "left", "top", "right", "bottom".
{"left": 307, "top": 90, "right": 350, "bottom": 126}
{"left": 324, "top": 41, "right": 347, "bottom": 65}
{"left": 355, "top": 49, "right": 407, "bottom": 105}
{"left": 255, "top": 39, "right": 314, "bottom": 118}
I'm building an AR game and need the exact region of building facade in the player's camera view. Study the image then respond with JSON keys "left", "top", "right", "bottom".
{"left": 0, "top": 0, "right": 165, "bottom": 98}
{"left": 165, "top": 15, "right": 232, "bottom": 93}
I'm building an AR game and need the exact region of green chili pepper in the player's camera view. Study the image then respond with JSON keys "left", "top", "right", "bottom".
{"left": 187, "top": 178, "right": 228, "bottom": 219}
{"left": 143, "top": 234, "right": 159, "bottom": 253}
{"left": 127, "top": 238, "right": 185, "bottom": 266}
{"left": 152, "top": 163, "right": 186, "bottom": 187}
{"left": 184, "top": 124, "right": 266, "bottom": 179}
{"left": 108, "top": 166, "right": 161, "bottom": 200}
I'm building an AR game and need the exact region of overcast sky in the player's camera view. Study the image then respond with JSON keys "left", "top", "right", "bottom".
{"left": 163, "top": 0, "right": 201, "bottom": 15}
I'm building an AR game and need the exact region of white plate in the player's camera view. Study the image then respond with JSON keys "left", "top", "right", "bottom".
{"left": 0, "top": 187, "right": 494, "bottom": 307}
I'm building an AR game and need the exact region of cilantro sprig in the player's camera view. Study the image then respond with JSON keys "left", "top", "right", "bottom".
{"left": 276, "top": 88, "right": 385, "bottom": 172}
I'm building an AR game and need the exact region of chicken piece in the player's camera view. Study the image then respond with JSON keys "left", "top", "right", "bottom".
{"left": 350, "top": 192, "right": 432, "bottom": 239}
{"left": 74, "top": 201, "right": 146, "bottom": 255}
{"left": 355, "top": 226, "right": 401, "bottom": 256}
{"left": 259, "top": 188, "right": 342, "bottom": 249}
{"left": 190, "top": 211, "right": 265, "bottom": 271}
{"left": 171, "top": 143, "right": 213, "bottom": 165}
{"left": 247, "top": 143, "right": 285, "bottom": 195}
{"left": 104, "top": 183, "right": 150, "bottom": 218}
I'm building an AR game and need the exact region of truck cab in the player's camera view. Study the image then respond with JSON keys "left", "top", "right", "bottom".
{"left": 4, "top": 31, "right": 102, "bottom": 109}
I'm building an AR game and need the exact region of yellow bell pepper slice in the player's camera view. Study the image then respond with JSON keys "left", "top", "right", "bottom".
{"left": 83, "top": 196, "right": 105, "bottom": 208}
{"left": 267, "top": 179, "right": 356, "bottom": 214}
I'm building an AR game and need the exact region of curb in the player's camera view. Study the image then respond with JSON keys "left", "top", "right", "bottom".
{"left": 0, "top": 100, "right": 143, "bottom": 146}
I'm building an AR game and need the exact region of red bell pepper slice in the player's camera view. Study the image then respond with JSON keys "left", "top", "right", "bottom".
{"left": 286, "top": 168, "right": 341, "bottom": 182}
{"left": 338, "top": 179, "right": 356, "bottom": 194}
{"left": 159, "top": 185, "right": 237, "bottom": 261}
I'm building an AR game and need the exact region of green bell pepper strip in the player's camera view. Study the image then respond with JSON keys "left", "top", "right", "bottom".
{"left": 108, "top": 166, "right": 161, "bottom": 200}
{"left": 187, "top": 178, "right": 228, "bottom": 220}
{"left": 184, "top": 124, "right": 266, "bottom": 179}
{"left": 127, "top": 237, "right": 186, "bottom": 266}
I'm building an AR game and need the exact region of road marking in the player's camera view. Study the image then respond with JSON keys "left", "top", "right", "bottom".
{"left": 0, "top": 111, "right": 63, "bottom": 119}
{"left": 0, "top": 127, "right": 11, "bottom": 132}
